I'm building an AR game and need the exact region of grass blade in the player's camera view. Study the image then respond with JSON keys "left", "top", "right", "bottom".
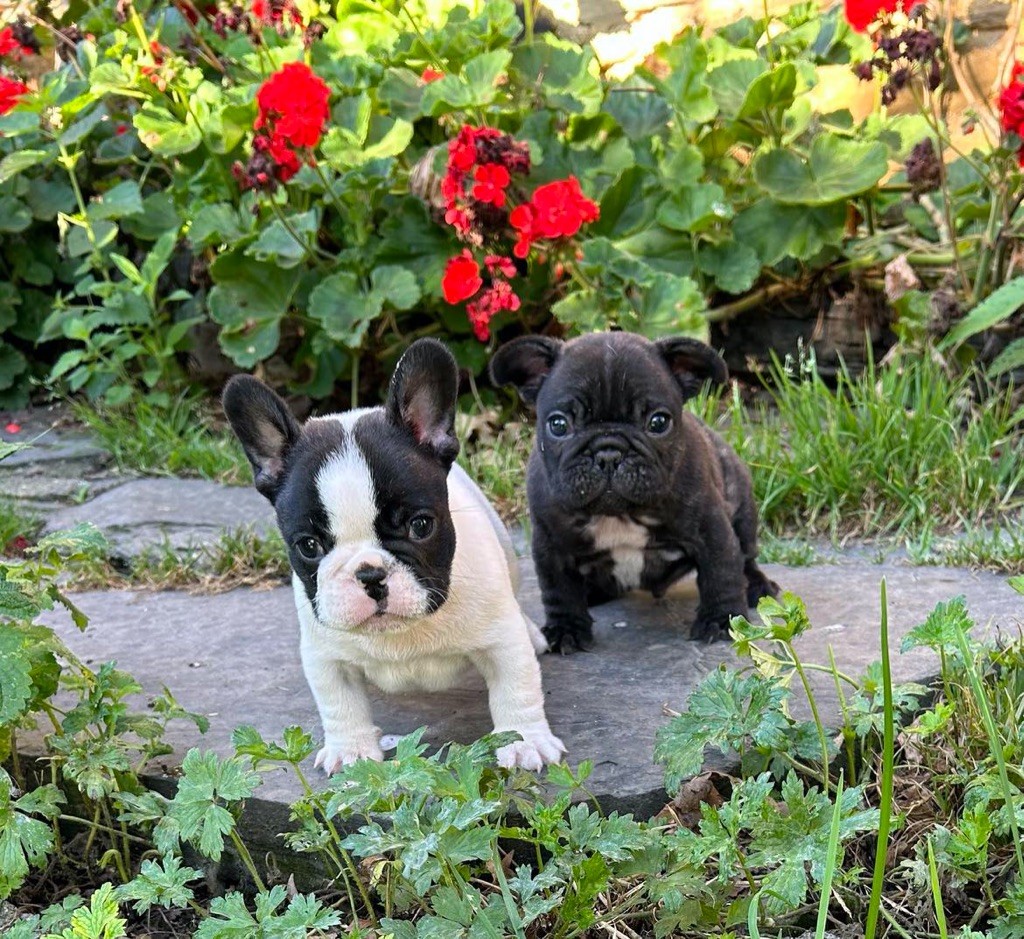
{"left": 927, "top": 837, "right": 949, "bottom": 939}
{"left": 815, "top": 770, "right": 845, "bottom": 939}
{"left": 864, "top": 578, "right": 895, "bottom": 939}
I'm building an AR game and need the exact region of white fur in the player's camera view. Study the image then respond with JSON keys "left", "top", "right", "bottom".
{"left": 296, "top": 410, "right": 564, "bottom": 774}
{"left": 585, "top": 515, "right": 649, "bottom": 590}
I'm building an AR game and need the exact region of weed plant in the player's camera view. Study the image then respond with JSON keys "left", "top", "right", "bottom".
{"left": 4, "top": 490, "right": 1024, "bottom": 936}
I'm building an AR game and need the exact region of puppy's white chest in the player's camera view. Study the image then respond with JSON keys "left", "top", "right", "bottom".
{"left": 586, "top": 516, "right": 649, "bottom": 590}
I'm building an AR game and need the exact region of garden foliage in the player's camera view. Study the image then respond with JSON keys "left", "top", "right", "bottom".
{"left": 0, "top": 0, "right": 922, "bottom": 406}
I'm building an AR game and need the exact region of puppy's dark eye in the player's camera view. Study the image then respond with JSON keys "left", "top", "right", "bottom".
{"left": 546, "top": 412, "right": 571, "bottom": 438}
{"left": 294, "top": 536, "right": 324, "bottom": 562}
{"left": 647, "top": 411, "right": 672, "bottom": 435}
{"left": 409, "top": 515, "right": 435, "bottom": 541}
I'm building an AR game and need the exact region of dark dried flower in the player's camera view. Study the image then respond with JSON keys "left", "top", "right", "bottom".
{"left": 55, "top": 24, "right": 83, "bottom": 62}
{"left": 303, "top": 20, "right": 326, "bottom": 47}
{"left": 853, "top": 60, "right": 875, "bottom": 81}
{"left": 905, "top": 138, "right": 942, "bottom": 195}
{"left": 11, "top": 20, "right": 40, "bottom": 55}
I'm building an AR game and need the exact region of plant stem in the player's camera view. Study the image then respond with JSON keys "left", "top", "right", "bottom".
{"left": 786, "top": 641, "right": 831, "bottom": 789}
{"left": 229, "top": 827, "right": 267, "bottom": 892}
{"left": 706, "top": 282, "right": 801, "bottom": 323}
{"left": 522, "top": 0, "right": 535, "bottom": 43}
{"left": 266, "top": 197, "right": 329, "bottom": 269}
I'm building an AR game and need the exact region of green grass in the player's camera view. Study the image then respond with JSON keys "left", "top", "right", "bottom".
{"left": 905, "top": 522, "right": 1024, "bottom": 574}
{"left": 68, "top": 525, "right": 290, "bottom": 592}
{"left": 74, "top": 392, "right": 249, "bottom": 485}
{"left": 717, "top": 351, "right": 1024, "bottom": 539}
{"left": 457, "top": 413, "right": 533, "bottom": 522}
{"left": 757, "top": 530, "right": 827, "bottom": 566}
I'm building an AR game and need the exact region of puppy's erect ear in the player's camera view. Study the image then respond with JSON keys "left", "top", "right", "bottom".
{"left": 656, "top": 337, "right": 729, "bottom": 401}
{"left": 386, "top": 337, "right": 460, "bottom": 468}
{"left": 222, "top": 375, "right": 301, "bottom": 503}
{"left": 489, "top": 336, "right": 563, "bottom": 406}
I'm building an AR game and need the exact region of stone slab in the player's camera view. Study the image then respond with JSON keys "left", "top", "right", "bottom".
{"left": 35, "top": 558, "right": 1024, "bottom": 820}
{"left": 41, "top": 477, "right": 276, "bottom": 556}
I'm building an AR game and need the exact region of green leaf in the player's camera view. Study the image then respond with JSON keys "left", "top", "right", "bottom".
{"left": 654, "top": 668, "right": 791, "bottom": 792}
{"left": 736, "top": 62, "right": 797, "bottom": 120}
{"left": 420, "top": 50, "right": 512, "bottom": 115}
{"left": 900, "top": 595, "right": 975, "bottom": 658}
{"left": 89, "top": 181, "right": 143, "bottom": 221}
{"left": 245, "top": 210, "right": 318, "bottom": 269}
{"left": 511, "top": 38, "right": 603, "bottom": 116}
{"left": 121, "top": 192, "right": 180, "bottom": 242}
{"left": 0, "top": 770, "right": 60, "bottom": 900}
{"left": 708, "top": 58, "right": 767, "bottom": 118}
{"left": 754, "top": 135, "right": 888, "bottom": 205}
{"left": 988, "top": 337, "right": 1024, "bottom": 377}
{"left": 941, "top": 277, "right": 1024, "bottom": 348}
{"left": 116, "top": 855, "right": 201, "bottom": 913}
{"left": 733, "top": 198, "right": 847, "bottom": 264}
{"left": 58, "top": 105, "right": 107, "bottom": 147}
{"left": 308, "top": 271, "right": 384, "bottom": 347}
{"left": 188, "top": 203, "right": 248, "bottom": 248}
{"left": 642, "top": 31, "right": 717, "bottom": 123}
{"left": 631, "top": 271, "right": 707, "bottom": 339}
{"left": 0, "top": 624, "right": 36, "bottom": 724}
{"left": 44, "top": 881, "right": 126, "bottom": 939}
{"left": 0, "top": 149, "right": 52, "bottom": 185}
{"left": 657, "top": 183, "right": 730, "bottom": 233}
{"left": 697, "top": 240, "right": 761, "bottom": 294}
{"left": 603, "top": 79, "right": 672, "bottom": 140}
{"left": 208, "top": 250, "right": 301, "bottom": 367}
{"left": 0, "top": 197, "right": 32, "bottom": 233}
{"left": 134, "top": 103, "right": 202, "bottom": 156}
{"left": 371, "top": 265, "right": 420, "bottom": 310}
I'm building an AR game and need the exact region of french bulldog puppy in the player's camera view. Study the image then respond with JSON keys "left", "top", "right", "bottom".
{"left": 490, "top": 332, "right": 778, "bottom": 652}
{"left": 223, "top": 338, "right": 564, "bottom": 773}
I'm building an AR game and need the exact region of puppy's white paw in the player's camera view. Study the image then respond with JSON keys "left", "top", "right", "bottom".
{"left": 525, "top": 616, "right": 549, "bottom": 654}
{"left": 314, "top": 735, "right": 384, "bottom": 775}
{"left": 496, "top": 726, "right": 566, "bottom": 772}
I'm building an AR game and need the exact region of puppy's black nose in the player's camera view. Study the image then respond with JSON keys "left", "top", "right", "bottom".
{"left": 355, "top": 565, "right": 388, "bottom": 602}
{"left": 594, "top": 446, "right": 623, "bottom": 472}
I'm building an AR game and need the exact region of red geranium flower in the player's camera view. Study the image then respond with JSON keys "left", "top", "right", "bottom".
{"left": 442, "top": 250, "right": 482, "bottom": 304}
{"left": 999, "top": 62, "right": 1024, "bottom": 139}
{"left": 466, "top": 280, "right": 520, "bottom": 341}
{"left": 420, "top": 67, "right": 444, "bottom": 83}
{"left": 0, "top": 28, "right": 22, "bottom": 57}
{"left": 529, "top": 177, "right": 599, "bottom": 239}
{"left": 509, "top": 202, "right": 537, "bottom": 259}
{"left": 0, "top": 75, "right": 28, "bottom": 115}
{"left": 255, "top": 61, "right": 330, "bottom": 149}
{"left": 472, "top": 163, "right": 510, "bottom": 207}
{"left": 115, "top": 122, "right": 129, "bottom": 136}
{"left": 844, "top": 0, "right": 900, "bottom": 32}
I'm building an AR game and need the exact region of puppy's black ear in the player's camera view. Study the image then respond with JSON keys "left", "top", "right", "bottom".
{"left": 222, "top": 375, "right": 301, "bottom": 503}
{"left": 656, "top": 337, "right": 728, "bottom": 400}
{"left": 386, "top": 337, "right": 460, "bottom": 468}
{"left": 489, "top": 336, "right": 563, "bottom": 406}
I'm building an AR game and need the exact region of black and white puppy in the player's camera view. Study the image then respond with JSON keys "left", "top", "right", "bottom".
{"left": 223, "top": 338, "right": 565, "bottom": 773}
{"left": 490, "top": 332, "right": 779, "bottom": 652}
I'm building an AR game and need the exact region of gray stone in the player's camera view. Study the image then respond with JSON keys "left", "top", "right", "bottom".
{"left": 41, "top": 477, "right": 276, "bottom": 556}
{"left": 34, "top": 558, "right": 1024, "bottom": 822}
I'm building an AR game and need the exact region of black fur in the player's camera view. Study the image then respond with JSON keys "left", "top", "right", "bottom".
{"left": 491, "top": 332, "right": 779, "bottom": 652}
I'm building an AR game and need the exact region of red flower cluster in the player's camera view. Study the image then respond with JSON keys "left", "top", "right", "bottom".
{"left": 420, "top": 67, "right": 444, "bottom": 83}
{"left": 234, "top": 62, "right": 329, "bottom": 191}
{"left": 844, "top": 0, "right": 900, "bottom": 32}
{"left": 999, "top": 62, "right": 1024, "bottom": 161}
{"left": 0, "top": 74, "right": 28, "bottom": 115}
{"left": 442, "top": 125, "right": 531, "bottom": 239}
{"left": 438, "top": 125, "right": 598, "bottom": 341}
{"left": 509, "top": 177, "right": 599, "bottom": 259}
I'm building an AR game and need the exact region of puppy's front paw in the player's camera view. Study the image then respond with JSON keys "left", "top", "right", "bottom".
{"left": 543, "top": 616, "right": 594, "bottom": 654}
{"left": 690, "top": 611, "right": 739, "bottom": 644}
{"left": 496, "top": 726, "right": 567, "bottom": 772}
{"left": 314, "top": 735, "right": 385, "bottom": 775}
{"left": 746, "top": 572, "right": 781, "bottom": 607}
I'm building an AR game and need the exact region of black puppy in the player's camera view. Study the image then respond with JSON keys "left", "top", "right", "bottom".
{"left": 490, "top": 332, "right": 778, "bottom": 652}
